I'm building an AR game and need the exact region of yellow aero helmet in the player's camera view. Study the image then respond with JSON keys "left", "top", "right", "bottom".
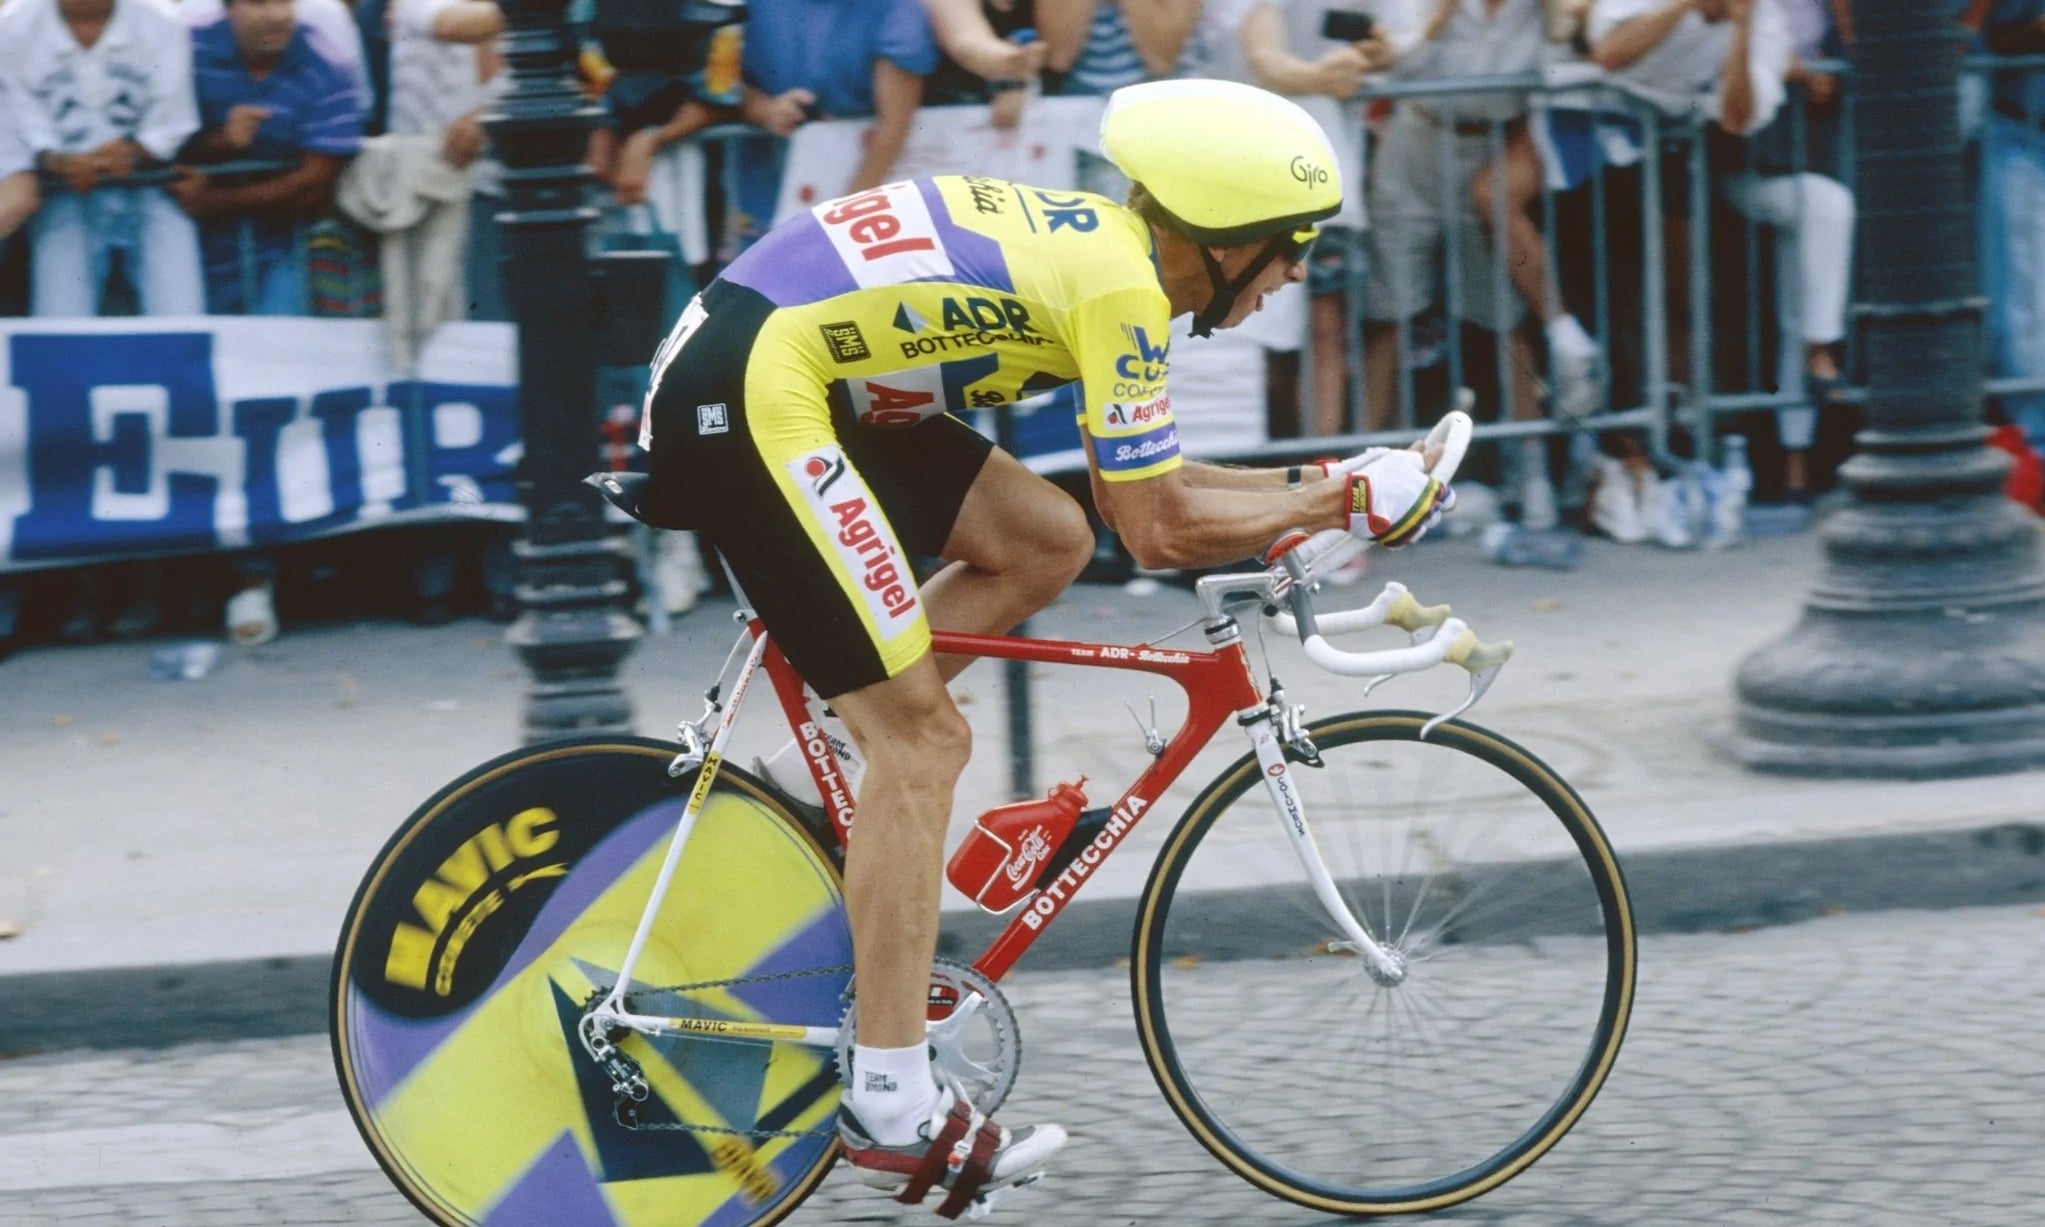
{"left": 1100, "top": 78, "right": 1343, "bottom": 248}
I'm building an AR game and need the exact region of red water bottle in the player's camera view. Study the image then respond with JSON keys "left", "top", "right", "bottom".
{"left": 945, "top": 778, "right": 1089, "bottom": 914}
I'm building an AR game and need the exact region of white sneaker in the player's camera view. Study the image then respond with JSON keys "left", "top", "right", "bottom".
{"left": 1545, "top": 317, "right": 1602, "bottom": 420}
{"left": 1520, "top": 472, "right": 1561, "bottom": 531}
{"left": 226, "top": 583, "right": 278, "bottom": 646}
{"left": 1643, "top": 471, "right": 1695, "bottom": 549}
{"left": 839, "top": 1086, "right": 1066, "bottom": 1219}
{"left": 1590, "top": 458, "right": 1647, "bottom": 544}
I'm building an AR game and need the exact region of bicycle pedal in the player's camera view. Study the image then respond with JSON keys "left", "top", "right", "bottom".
{"left": 958, "top": 1173, "right": 1042, "bottom": 1221}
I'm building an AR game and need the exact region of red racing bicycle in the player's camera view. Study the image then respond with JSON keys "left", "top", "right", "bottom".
{"left": 330, "top": 414, "right": 1636, "bottom": 1225}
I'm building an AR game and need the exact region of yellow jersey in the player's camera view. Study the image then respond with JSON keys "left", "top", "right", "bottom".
{"left": 714, "top": 174, "right": 1182, "bottom": 482}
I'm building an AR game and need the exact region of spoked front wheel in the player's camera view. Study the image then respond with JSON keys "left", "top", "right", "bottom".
{"left": 1132, "top": 712, "right": 1635, "bottom": 1215}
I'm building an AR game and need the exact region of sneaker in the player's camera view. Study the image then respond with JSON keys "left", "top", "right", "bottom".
{"left": 226, "top": 583, "right": 278, "bottom": 646}
{"left": 1643, "top": 471, "right": 1695, "bottom": 549}
{"left": 1520, "top": 472, "right": 1560, "bottom": 531}
{"left": 1589, "top": 458, "right": 1647, "bottom": 544}
{"left": 840, "top": 1087, "right": 1066, "bottom": 1220}
{"left": 1544, "top": 317, "right": 1602, "bottom": 420}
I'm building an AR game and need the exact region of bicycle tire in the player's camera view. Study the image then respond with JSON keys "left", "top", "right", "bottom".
{"left": 1131, "top": 711, "right": 1635, "bottom": 1216}
{"left": 331, "top": 736, "right": 849, "bottom": 1227}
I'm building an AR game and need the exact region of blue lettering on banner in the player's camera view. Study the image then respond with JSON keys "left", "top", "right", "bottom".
{"left": 1093, "top": 422, "right": 1181, "bottom": 473}
{"left": 3, "top": 327, "right": 520, "bottom": 568}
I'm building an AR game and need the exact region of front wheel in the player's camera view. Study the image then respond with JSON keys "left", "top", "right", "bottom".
{"left": 331, "top": 737, "right": 850, "bottom": 1227}
{"left": 1132, "top": 712, "right": 1635, "bottom": 1215}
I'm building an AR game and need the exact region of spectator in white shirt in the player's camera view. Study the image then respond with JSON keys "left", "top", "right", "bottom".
{"left": 0, "top": 78, "right": 38, "bottom": 246}
{"left": 0, "top": 0, "right": 205, "bottom": 316}
{"left": 1365, "top": 0, "right": 1553, "bottom": 520}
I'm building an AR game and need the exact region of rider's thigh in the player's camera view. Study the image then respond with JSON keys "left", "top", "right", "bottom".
{"left": 942, "top": 448, "right": 1094, "bottom": 584}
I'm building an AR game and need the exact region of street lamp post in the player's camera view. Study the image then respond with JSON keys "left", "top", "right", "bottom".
{"left": 490, "top": 0, "right": 641, "bottom": 742}
{"left": 1732, "top": 0, "right": 2045, "bottom": 775}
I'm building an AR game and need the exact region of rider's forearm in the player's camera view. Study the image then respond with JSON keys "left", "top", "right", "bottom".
{"left": 1180, "top": 458, "right": 1335, "bottom": 492}
{"left": 1110, "top": 474, "right": 1345, "bottom": 570}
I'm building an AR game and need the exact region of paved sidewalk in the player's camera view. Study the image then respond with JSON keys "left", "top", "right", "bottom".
{"left": 1, "top": 530, "right": 2041, "bottom": 1016}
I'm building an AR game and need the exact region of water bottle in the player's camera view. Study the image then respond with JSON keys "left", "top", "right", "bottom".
{"left": 1480, "top": 522, "right": 1583, "bottom": 570}
{"left": 1709, "top": 436, "right": 1752, "bottom": 549}
{"left": 946, "top": 777, "right": 1089, "bottom": 913}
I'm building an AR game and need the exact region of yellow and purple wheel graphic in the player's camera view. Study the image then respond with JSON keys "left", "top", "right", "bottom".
{"left": 331, "top": 738, "right": 850, "bottom": 1227}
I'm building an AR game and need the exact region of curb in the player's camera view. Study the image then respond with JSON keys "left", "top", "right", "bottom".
{"left": 5, "top": 822, "right": 2042, "bottom": 1055}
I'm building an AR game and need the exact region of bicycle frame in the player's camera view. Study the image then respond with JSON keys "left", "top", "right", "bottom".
{"left": 584, "top": 589, "right": 1416, "bottom": 1058}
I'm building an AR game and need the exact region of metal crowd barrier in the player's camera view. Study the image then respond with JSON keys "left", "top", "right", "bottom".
{"left": 18, "top": 56, "right": 2044, "bottom": 478}
{"left": 1250, "top": 52, "right": 2045, "bottom": 479}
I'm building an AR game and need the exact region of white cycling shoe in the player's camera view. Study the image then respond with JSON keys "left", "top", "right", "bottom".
{"left": 839, "top": 1087, "right": 1066, "bottom": 1220}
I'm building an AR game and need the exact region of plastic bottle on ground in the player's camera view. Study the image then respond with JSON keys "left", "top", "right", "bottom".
{"left": 1480, "top": 521, "right": 1584, "bottom": 570}
{"left": 1708, "top": 436, "right": 1752, "bottom": 549}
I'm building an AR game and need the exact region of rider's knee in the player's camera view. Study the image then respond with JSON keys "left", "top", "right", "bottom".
{"left": 863, "top": 689, "right": 973, "bottom": 780}
{"left": 1038, "top": 495, "right": 1094, "bottom": 585}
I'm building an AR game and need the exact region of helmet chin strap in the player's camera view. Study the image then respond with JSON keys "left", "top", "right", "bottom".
{"left": 1189, "top": 235, "right": 1293, "bottom": 338}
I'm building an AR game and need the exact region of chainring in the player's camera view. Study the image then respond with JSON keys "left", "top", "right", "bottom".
{"left": 836, "top": 956, "right": 1021, "bottom": 1116}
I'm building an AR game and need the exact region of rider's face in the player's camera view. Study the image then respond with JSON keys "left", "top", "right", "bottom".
{"left": 1209, "top": 245, "right": 1309, "bottom": 331}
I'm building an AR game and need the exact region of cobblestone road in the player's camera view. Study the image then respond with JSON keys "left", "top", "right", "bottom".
{"left": 3, "top": 904, "right": 2041, "bottom": 1226}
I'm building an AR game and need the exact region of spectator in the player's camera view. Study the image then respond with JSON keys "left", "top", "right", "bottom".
{"left": 587, "top": 0, "right": 746, "bottom": 204}
{"left": 1366, "top": 0, "right": 1552, "bottom": 519}
{"left": 0, "top": 0, "right": 205, "bottom": 317}
{"left": 339, "top": 0, "right": 504, "bottom": 366}
{"left": 0, "top": 78, "right": 38, "bottom": 247}
{"left": 1715, "top": 0, "right": 1853, "bottom": 501}
{"left": 1471, "top": 0, "right": 1789, "bottom": 541}
{"left": 181, "top": 0, "right": 370, "bottom": 116}
{"left": 721, "top": 0, "right": 937, "bottom": 251}
{"left": 1198, "top": 0, "right": 1389, "bottom": 437}
{"left": 1065, "top": 0, "right": 1204, "bottom": 92}
{"left": 920, "top": 0, "right": 1086, "bottom": 127}
{"left": 1981, "top": 0, "right": 2045, "bottom": 450}
{"left": 172, "top": 0, "right": 365, "bottom": 315}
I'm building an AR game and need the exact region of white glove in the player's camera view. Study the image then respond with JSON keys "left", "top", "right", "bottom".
{"left": 1342, "top": 449, "right": 1454, "bottom": 549}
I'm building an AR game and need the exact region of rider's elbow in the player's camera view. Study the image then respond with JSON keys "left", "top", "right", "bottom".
{"left": 1116, "top": 518, "right": 1199, "bottom": 572}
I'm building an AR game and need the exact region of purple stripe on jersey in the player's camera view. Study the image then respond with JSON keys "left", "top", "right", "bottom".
{"left": 719, "top": 212, "right": 861, "bottom": 306}
{"left": 916, "top": 178, "right": 1013, "bottom": 294}
{"left": 1094, "top": 422, "right": 1181, "bottom": 474}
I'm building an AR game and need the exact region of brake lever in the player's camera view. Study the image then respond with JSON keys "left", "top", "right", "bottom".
{"left": 1420, "top": 631, "right": 1515, "bottom": 739}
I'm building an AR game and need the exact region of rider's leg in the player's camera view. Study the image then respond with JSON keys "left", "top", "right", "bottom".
{"left": 919, "top": 447, "right": 1094, "bottom": 682}
{"left": 924, "top": 448, "right": 1093, "bottom": 630}
{"left": 828, "top": 656, "right": 1067, "bottom": 1200}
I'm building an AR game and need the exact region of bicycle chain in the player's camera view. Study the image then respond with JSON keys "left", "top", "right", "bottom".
{"left": 598, "top": 965, "right": 855, "bottom": 1141}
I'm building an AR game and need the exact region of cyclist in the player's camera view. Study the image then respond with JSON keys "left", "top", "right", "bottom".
{"left": 635, "top": 77, "right": 1454, "bottom": 1217}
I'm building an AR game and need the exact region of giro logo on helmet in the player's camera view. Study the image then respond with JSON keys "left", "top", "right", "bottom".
{"left": 1290, "top": 155, "right": 1329, "bottom": 187}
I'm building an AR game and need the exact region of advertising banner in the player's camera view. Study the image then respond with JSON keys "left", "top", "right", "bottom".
{"left": 0, "top": 317, "right": 520, "bottom": 572}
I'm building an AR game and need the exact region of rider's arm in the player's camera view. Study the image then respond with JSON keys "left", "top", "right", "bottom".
{"left": 1068, "top": 289, "right": 1344, "bottom": 568}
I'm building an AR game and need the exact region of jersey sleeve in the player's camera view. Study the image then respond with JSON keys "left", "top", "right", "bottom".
{"left": 1064, "top": 286, "right": 1182, "bottom": 484}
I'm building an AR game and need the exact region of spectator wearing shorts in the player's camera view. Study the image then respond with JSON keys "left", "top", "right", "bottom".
{"left": 0, "top": 0, "right": 204, "bottom": 317}
{"left": 1367, "top": 0, "right": 1550, "bottom": 518}
{"left": 173, "top": 0, "right": 365, "bottom": 315}
{"left": 1199, "top": 0, "right": 1390, "bottom": 438}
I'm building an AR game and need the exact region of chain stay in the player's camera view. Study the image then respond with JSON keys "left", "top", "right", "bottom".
{"left": 590, "top": 965, "right": 855, "bottom": 1140}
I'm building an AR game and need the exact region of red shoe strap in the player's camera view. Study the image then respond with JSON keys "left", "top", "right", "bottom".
{"left": 895, "top": 1099, "right": 976, "bottom": 1207}
{"left": 934, "top": 1119, "right": 1005, "bottom": 1220}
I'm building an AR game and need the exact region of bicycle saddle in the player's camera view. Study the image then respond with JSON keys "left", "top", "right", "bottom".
{"left": 583, "top": 470, "right": 693, "bottom": 530}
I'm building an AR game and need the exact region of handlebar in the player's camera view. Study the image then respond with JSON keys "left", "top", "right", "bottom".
{"left": 1190, "top": 412, "right": 1512, "bottom": 733}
